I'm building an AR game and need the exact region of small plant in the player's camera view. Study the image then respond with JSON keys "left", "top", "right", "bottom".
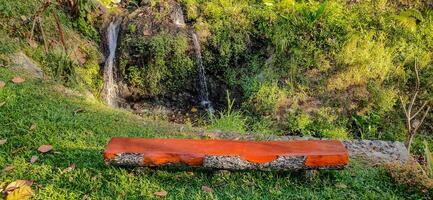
{"left": 209, "top": 91, "right": 247, "bottom": 133}
{"left": 385, "top": 161, "right": 433, "bottom": 195}
{"left": 42, "top": 49, "right": 77, "bottom": 84}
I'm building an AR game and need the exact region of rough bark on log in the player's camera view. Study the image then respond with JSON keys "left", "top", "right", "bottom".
{"left": 104, "top": 138, "right": 349, "bottom": 170}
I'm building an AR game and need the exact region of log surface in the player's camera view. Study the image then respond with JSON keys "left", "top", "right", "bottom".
{"left": 104, "top": 137, "right": 349, "bottom": 170}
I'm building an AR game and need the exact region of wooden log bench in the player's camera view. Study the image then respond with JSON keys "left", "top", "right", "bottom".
{"left": 104, "top": 137, "right": 349, "bottom": 170}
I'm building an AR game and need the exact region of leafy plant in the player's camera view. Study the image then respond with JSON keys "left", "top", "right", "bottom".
{"left": 209, "top": 91, "right": 247, "bottom": 133}
{"left": 424, "top": 140, "right": 433, "bottom": 178}
{"left": 42, "top": 49, "right": 76, "bottom": 84}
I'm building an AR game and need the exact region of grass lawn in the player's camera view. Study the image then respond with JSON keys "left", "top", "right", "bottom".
{"left": 0, "top": 67, "right": 424, "bottom": 199}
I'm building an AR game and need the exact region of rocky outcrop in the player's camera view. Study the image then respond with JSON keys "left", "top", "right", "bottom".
{"left": 11, "top": 52, "right": 44, "bottom": 78}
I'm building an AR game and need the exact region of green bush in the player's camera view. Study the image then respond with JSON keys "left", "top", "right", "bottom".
{"left": 121, "top": 32, "right": 194, "bottom": 95}
{"left": 41, "top": 48, "right": 77, "bottom": 85}
{"left": 246, "top": 82, "right": 286, "bottom": 116}
{"left": 210, "top": 91, "right": 247, "bottom": 133}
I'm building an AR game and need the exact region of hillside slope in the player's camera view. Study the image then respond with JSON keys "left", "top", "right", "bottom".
{"left": 0, "top": 64, "right": 427, "bottom": 199}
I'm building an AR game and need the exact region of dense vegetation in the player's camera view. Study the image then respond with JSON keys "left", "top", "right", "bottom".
{"left": 1, "top": 0, "right": 433, "bottom": 199}
{"left": 3, "top": 0, "right": 431, "bottom": 150}
{"left": 113, "top": 0, "right": 433, "bottom": 153}
{"left": 0, "top": 64, "right": 429, "bottom": 199}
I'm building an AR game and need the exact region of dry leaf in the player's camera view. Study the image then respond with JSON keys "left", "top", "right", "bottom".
{"left": 0, "top": 139, "right": 7, "bottom": 145}
{"left": 3, "top": 165, "right": 14, "bottom": 172}
{"left": 61, "top": 163, "right": 76, "bottom": 174}
{"left": 0, "top": 80, "right": 5, "bottom": 88}
{"left": 202, "top": 186, "right": 213, "bottom": 193}
{"left": 0, "top": 102, "right": 5, "bottom": 107}
{"left": 27, "top": 39, "right": 38, "bottom": 48}
{"left": 29, "top": 124, "right": 37, "bottom": 130}
{"left": 30, "top": 156, "right": 38, "bottom": 164}
{"left": 5, "top": 180, "right": 33, "bottom": 200}
{"left": 37, "top": 144, "right": 53, "bottom": 153}
{"left": 11, "top": 77, "right": 25, "bottom": 84}
{"left": 5, "top": 180, "right": 33, "bottom": 192}
{"left": 154, "top": 190, "right": 167, "bottom": 197}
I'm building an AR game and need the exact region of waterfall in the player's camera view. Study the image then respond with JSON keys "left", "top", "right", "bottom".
{"left": 191, "top": 32, "right": 214, "bottom": 112}
{"left": 102, "top": 18, "right": 122, "bottom": 107}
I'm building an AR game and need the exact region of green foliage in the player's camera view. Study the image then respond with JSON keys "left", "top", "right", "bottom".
{"left": 321, "top": 127, "right": 348, "bottom": 140}
{"left": 246, "top": 82, "right": 286, "bottom": 116}
{"left": 74, "top": 45, "right": 103, "bottom": 94}
{"left": 122, "top": 32, "right": 194, "bottom": 95}
{"left": 41, "top": 48, "right": 77, "bottom": 85}
{"left": 351, "top": 113, "right": 383, "bottom": 140}
{"left": 0, "top": 31, "right": 19, "bottom": 54}
{"left": 63, "top": 0, "right": 100, "bottom": 42}
{"left": 125, "top": 65, "right": 143, "bottom": 87}
{"left": 210, "top": 91, "right": 247, "bottom": 133}
{"left": 424, "top": 140, "right": 433, "bottom": 178}
{"left": 0, "top": 67, "right": 430, "bottom": 198}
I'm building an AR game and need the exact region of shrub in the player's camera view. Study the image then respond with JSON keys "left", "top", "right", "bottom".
{"left": 320, "top": 127, "right": 348, "bottom": 139}
{"left": 41, "top": 48, "right": 77, "bottom": 85}
{"left": 246, "top": 82, "right": 286, "bottom": 116}
{"left": 385, "top": 162, "right": 433, "bottom": 195}
{"left": 209, "top": 91, "right": 247, "bottom": 133}
{"left": 286, "top": 111, "right": 312, "bottom": 136}
{"left": 121, "top": 32, "right": 194, "bottom": 95}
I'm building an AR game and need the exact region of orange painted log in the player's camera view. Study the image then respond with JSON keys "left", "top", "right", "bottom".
{"left": 104, "top": 137, "right": 349, "bottom": 170}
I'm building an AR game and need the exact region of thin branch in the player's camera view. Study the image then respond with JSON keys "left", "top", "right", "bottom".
{"left": 29, "top": 18, "right": 37, "bottom": 41}
{"left": 413, "top": 106, "right": 431, "bottom": 134}
{"left": 52, "top": 10, "right": 67, "bottom": 52}
{"left": 414, "top": 59, "right": 420, "bottom": 92}
{"left": 408, "top": 61, "right": 420, "bottom": 115}
{"left": 38, "top": 17, "right": 49, "bottom": 53}
{"left": 410, "top": 101, "right": 428, "bottom": 120}
{"left": 399, "top": 96, "right": 409, "bottom": 118}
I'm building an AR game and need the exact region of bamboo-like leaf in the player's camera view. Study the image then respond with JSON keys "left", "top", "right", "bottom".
{"left": 423, "top": 140, "right": 433, "bottom": 178}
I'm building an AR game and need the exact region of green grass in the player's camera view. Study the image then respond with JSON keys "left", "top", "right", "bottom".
{"left": 0, "top": 67, "right": 425, "bottom": 199}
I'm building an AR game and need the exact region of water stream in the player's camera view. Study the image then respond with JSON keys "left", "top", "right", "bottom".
{"left": 102, "top": 18, "right": 122, "bottom": 107}
{"left": 191, "top": 32, "right": 214, "bottom": 112}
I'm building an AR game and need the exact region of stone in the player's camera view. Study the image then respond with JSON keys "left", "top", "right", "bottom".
{"left": 104, "top": 138, "right": 349, "bottom": 170}
{"left": 11, "top": 52, "right": 43, "bottom": 78}
{"left": 342, "top": 140, "right": 409, "bottom": 163}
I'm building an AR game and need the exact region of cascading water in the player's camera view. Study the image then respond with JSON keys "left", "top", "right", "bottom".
{"left": 191, "top": 32, "right": 214, "bottom": 112}
{"left": 102, "top": 18, "right": 122, "bottom": 107}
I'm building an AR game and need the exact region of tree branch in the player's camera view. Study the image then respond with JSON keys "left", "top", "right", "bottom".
{"left": 410, "top": 101, "right": 428, "bottom": 120}
{"left": 413, "top": 106, "right": 431, "bottom": 134}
